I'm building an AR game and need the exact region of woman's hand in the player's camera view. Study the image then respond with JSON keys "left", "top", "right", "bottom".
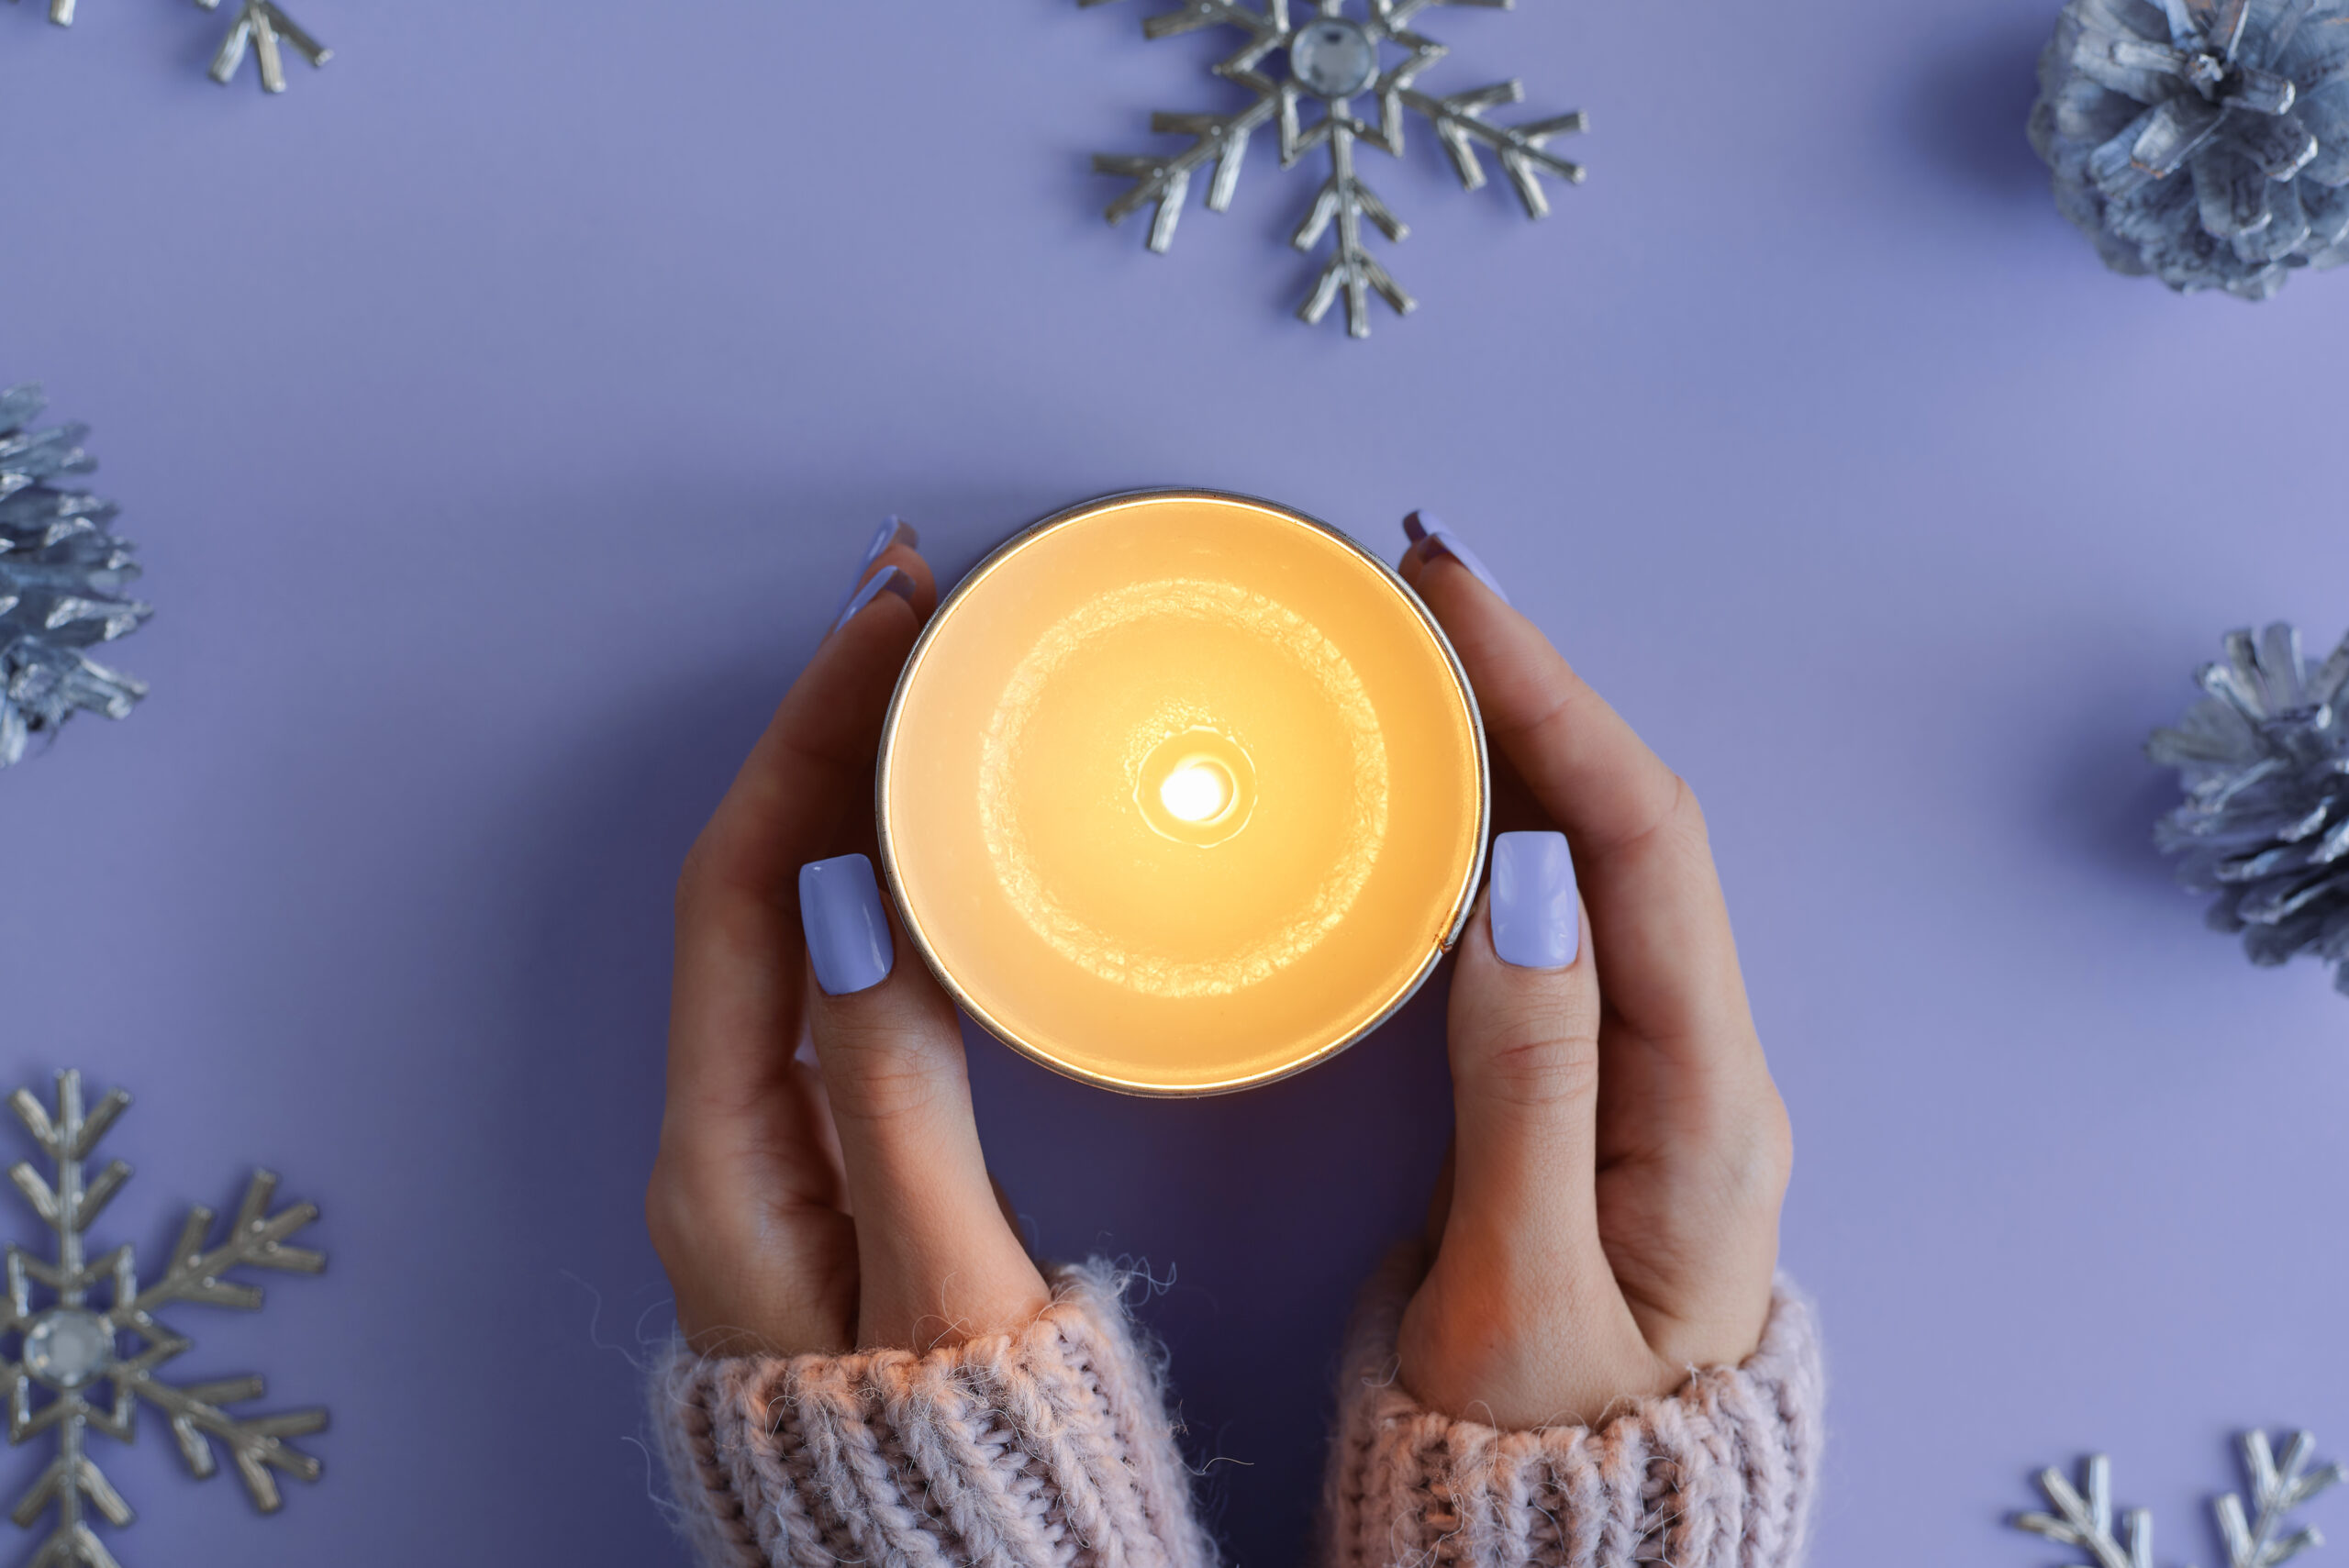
{"left": 646, "top": 522, "right": 1050, "bottom": 1357}
{"left": 1393, "top": 513, "right": 1793, "bottom": 1431}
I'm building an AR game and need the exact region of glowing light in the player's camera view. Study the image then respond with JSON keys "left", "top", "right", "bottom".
{"left": 1159, "top": 758, "right": 1232, "bottom": 822}
{"left": 984, "top": 583, "right": 1375, "bottom": 994}
{"left": 883, "top": 491, "right": 1486, "bottom": 1096}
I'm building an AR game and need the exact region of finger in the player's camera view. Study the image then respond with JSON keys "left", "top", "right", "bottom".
{"left": 656, "top": 523, "right": 941, "bottom": 1354}
{"left": 831, "top": 551, "right": 937, "bottom": 638}
{"left": 1400, "top": 513, "right": 1757, "bottom": 1064}
{"left": 665, "top": 524, "right": 934, "bottom": 1129}
{"left": 798, "top": 853, "right": 1049, "bottom": 1351}
{"left": 1411, "top": 838, "right": 1674, "bottom": 1425}
{"left": 1442, "top": 834, "right": 1604, "bottom": 1263}
{"left": 829, "top": 517, "right": 934, "bottom": 628}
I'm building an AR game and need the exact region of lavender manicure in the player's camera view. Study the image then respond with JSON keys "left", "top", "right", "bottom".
{"left": 798, "top": 853, "right": 895, "bottom": 995}
{"left": 831, "top": 516, "right": 919, "bottom": 622}
{"left": 829, "top": 564, "right": 914, "bottom": 635}
{"left": 1490, "top": 830, "right": 1578, "bottom": 968}
{"left": 1403, "top": 511, "right": 1512, "bottom": 606}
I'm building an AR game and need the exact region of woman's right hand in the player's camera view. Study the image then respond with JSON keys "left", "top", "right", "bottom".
{"left": 645, "top": 523, "right": 1049, "bottom": 1358}
{"left": 1392, "top": 513, "right": 1794, "bottom": 1431}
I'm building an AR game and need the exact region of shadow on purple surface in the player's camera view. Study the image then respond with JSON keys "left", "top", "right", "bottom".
{"left": 2043, "top": 714, "right": 2188, "bottom": 894}
{"left": 482, "top": 655, "right": 785, "bottom": 1564}
{"left": 1901, "top": 17, "right": 2060, "bottom": 205}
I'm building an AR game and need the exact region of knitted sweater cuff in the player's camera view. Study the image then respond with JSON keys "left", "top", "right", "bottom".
{"left": 648, "top": 1262, "right": 1218, "bottom": 1568}
{"left": 1322, "top": 1248, "right": 1825, "bottom": 1568}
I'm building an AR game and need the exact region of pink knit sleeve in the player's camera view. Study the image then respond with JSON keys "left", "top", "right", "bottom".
{"left": 648, "top": 1262, "right": 1219, "bottom": 1568}
{"left": 1322, "top": 1247, "right": 1825, "bottom": 1568}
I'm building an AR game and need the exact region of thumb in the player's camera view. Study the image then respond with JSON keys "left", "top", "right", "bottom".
{"left": 1408, "top": 831, "right": 1694, "bottom": 1426}
{"left": 1439, "top": 830, "right": 1609, "bottom": 1290}
{"left": 797, "top": 853, "right": 1048, "bottom": 1351}
{"left": 1450, "top": 830, "right": 1598, "bottom": 1162}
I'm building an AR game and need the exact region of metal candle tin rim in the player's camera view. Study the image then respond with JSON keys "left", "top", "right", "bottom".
{"left": 874, "top": 488, "right": 1492, "bottom": 1098}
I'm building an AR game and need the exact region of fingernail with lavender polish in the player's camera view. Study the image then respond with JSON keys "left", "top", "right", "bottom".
{"left": 798, "top": 853, "right": 895, "bottom": 995}
{"left": 832, "top": 516, "right": 920, "bottom": 621}
{"left": 829, "top": 564, "right": 914, "bottom": 635}
{"left": 1403, "top": 511, "right": 1512, "bottom": 606}
{"left": 1491, "top": 830, "right": 1578, "bottom": 968}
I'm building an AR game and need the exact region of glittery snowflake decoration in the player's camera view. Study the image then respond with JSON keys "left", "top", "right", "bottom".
{"left": 0, "top": 385, "right": 150, "bottom": 770}
{"left": 2147, "top": 624, "right": 2349, "bottom": 995}
{"left": 2, "top": 1072, "right": 326, "bottom": 1568}
{"left": 2028, "top": 0, "right": 2349, "bottom": 299}
{"left": 2016, "top": 1432, "right": 2344, "bottom": 1567}
{"left": 1084, "top": 0, "right": 1587, "bottom": 337}
{"left": 195, "top": 0, "right": 330, "bottom": 93}
{"left": 8, "top": 0, "right": 329, "bottom": 94}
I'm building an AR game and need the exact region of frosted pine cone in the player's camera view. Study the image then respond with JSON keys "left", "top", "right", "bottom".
{"left": 2148, "top": 625, "right": 2349, "bottom": 994}
{"left": 0, "top": 384, "right": 150, "bottom": 767}
{"left": 2029, "top": 0, "right": 2349, "bottom": 298}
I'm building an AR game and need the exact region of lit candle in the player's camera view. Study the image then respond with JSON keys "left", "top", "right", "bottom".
{"left": 878, "top": 490, "right": 1487, "bottom": 1095}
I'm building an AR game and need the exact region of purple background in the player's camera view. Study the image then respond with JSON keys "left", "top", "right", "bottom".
{"left": 6, "top": 0, "right": 2349, "bottom": 1562}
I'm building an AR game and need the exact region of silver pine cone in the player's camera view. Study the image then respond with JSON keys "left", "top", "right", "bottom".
{"left": 0, "top": 384, "right": 150, "bottom": 767}
{"left": 2148, "top": 624, "right": 2349, "bottom": 994}
{"left": 2029, "top": 0, "right": 2349, "bottom": 298}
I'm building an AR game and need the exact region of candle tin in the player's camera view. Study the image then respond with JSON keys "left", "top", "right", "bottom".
{"left": 876, "top": 490, "right": 1489, "bottom": 1096}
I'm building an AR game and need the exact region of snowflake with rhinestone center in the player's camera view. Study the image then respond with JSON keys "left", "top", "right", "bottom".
{"left": 0, "top": 1073, "right": 325, "bottom": 1568}
{"left": 1084, "top": 0, "right": 1588, "bottom": 336}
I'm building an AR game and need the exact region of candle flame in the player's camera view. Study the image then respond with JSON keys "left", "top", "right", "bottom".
{"left": 1158, "top": 758, "right": 1233, "bottom": 823}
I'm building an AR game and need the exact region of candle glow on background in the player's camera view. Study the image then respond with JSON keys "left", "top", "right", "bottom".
{"left": 880, "top": 492, "right": 1486, "bottom": 1095}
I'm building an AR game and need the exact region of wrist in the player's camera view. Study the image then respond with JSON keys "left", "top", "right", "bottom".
{"left": 1396, "top": 1267, "right": 1681, "bottom": 1429}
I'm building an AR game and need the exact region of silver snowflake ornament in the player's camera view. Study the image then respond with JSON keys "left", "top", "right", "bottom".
{"left": 1, "top": 1072, "right": 326, "bottom": 1568}
{"left": 196, "top": 0, "right": 330, "bottom": 94}
{"left": 1084, "top": 0, "right": 1588, "bottom": 337}
{"left": 8, "top": 0, "right": 330, "bottom": 94}
{"left": 2017, "top": 1432, "right": 2344, "bottom": 1568}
